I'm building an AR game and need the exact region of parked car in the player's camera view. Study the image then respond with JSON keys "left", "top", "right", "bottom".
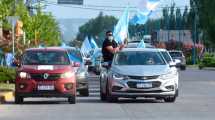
{"left": 169, "top": 50, "right": 186, "bottom": 70}
{"left": 15, "top": 47, "right": 76, "bottom": 104}
{"left": 100, "top": 48, "right": 179, "bottom": 102}
{"left": 65, "top": 47, "right": 89, "bottom": 96}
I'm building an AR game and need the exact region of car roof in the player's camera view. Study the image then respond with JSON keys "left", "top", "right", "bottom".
{"left": 26, "top": 47, "right": 67, "bottom": 52}
{"left": 120, "top": 48, "right": 166, "bottom": 52}
{"left": 155, "top": 48, "right": 168, "bottom": 52}
{"left": 168, "top": 50, "right": 182, "bottom": 52}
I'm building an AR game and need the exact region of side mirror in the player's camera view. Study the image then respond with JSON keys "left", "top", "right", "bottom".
{"left": 169, "top": 61, "right": 176, "bottom": 67}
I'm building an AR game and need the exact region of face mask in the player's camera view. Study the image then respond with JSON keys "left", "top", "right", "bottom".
{"left": 108, "top": 36, "right": 113, "bottom": 41}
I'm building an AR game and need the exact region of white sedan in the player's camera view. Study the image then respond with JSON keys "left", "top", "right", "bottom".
{"left": 100, "top": 48, "right": 179, "bottom": 102}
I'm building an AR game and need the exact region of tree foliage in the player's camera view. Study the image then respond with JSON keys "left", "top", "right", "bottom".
{"left": 191, "top": 0, "right": 215, "bottom": 47}
{"left": 76, "top": 12, "right": 118, "bottom": 47}
{"left": 0, "top": 0, "right": 61, "bottom": 50}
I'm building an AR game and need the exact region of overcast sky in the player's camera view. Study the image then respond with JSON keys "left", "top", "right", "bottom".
{"left": 44, "top": 0, "right": 190, "bottom": 19}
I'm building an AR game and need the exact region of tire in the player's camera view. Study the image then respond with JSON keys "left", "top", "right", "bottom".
{"left": 68, "top": 96, "right": 76, "bottom": 104}
{"left": 106, "top": 82, "right": 118, "bottom": 103}
{"left": 199, "top": 65, "right": 203, "bottom": 70}
{"left": 180, "top": 65, "right": 186, "bottom": 70}
{"left": 79, "top": 88, "right": 89, "bottom": 97}
{"left": 100, "top": 79, "right": 107, "bottom": 101}
{"left": 164, "top": 96, "right": 176, "bottom": 103}
{"left": 15, "top": 95, "right": 23, "bottom": 104}
{"left": 107, "top": 96, "right": 118, "bottom": 103}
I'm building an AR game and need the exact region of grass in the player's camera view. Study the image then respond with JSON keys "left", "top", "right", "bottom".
{"left": 187, "top": 64, "right": 199, "bottom": 68}
{"left": 0, "top": 83, "right": 15, "bottom": 92}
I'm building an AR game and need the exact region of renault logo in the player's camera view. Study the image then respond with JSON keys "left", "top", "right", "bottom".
{"left": 43, "top": 73, "right": 49, "bottom": 79}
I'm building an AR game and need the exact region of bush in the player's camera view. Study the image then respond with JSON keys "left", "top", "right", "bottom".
{"left": 199, "top": 53, "right": 215, "bottom": 69}
{"left": 0, "top": 66, "right": 16, "bottom": 83}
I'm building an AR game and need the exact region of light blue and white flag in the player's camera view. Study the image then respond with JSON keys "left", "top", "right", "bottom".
{"left": 61, "top": 42, "right": 67, "bottom": 48}
{"left": 113, "top": 7, "right": 129, "bottom": 44}
{"left": 137, "top": 39, "right": 146, "bottom": 48}
{"left": 131, "top": 0, "right": 160, "bottom": 25}
{"left": 90, "top": 37, "right": 98, "bottom": 49}
{"left": 138, "top": 0, "right": 160, "bottom": 11}
{"left": 130, "top": 9, "right": 150, "bottom": 25}
{"left": 81, "top": 37, "right": 92, "bottom": 57}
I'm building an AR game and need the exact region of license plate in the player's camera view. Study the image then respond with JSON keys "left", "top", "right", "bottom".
{"left": 38, "top": 85, "right": 54, "bottom": 91}
{"left": 136, "top": 83, "right": 152, "bottom": 88}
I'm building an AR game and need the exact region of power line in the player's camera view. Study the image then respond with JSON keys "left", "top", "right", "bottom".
{"left": 42, "top": 1, "right": 192, "bottom": 12}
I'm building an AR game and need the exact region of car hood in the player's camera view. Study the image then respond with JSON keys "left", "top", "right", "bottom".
{"left": 111, "top": 65, "right": 170, "bottom": 76}
{"left": 19, "top": 65, "right": 73, "bottom": 73}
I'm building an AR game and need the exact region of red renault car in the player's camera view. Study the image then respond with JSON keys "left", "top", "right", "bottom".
{"left": 15, "top": 47, "right": 76, "bottom": 104}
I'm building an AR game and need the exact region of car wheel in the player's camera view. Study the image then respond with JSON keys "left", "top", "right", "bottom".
{"left": 164, "top": 96, "right": 176, "bottom": 103}
{"left": 106, "top": 82, "right": 118, "bottom": 103}
{"left": 100, "top": 78, "right": 107, "bottom": 101}
{"left": 68, "top": 96, "right": 76, "bottom": 104}
{"left": 180, "top": 66, "right": 186, "bottom": 70}
{"left": 79, "top": 88, "right": 89, "bottom": 97}
{"left": 15, "top": 95, "right": 23, "bottom": 104}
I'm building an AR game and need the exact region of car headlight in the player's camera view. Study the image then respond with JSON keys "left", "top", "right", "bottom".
{"left": 61, "top": 72, "right": 74, "bottom": 78}
{"left": 19, "top": 72, "right": 31, "bottom": 79}
{"left": 159, "top": 70, "right": 178, "bottom": 80}
{"left": 112, "top": 72, "right": 128, "bottom": 80}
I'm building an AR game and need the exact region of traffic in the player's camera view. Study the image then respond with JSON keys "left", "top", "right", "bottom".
{"left": 13, "top": 42, "right": 182, "bottom": 104}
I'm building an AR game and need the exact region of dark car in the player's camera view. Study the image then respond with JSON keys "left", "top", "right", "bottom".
{"left": 169, "top": 50, "right": 186, "bottom": 70}
{"left": 15, "top": 48, "right": 76, "bottom": 104}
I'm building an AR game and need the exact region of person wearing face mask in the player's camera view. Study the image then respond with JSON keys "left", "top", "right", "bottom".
{"left": 102, "top": 31, "right": 125, "bottom": 66}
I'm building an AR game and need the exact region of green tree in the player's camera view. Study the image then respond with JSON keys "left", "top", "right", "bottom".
{"left": 0, "top": 0, "right": 61, "bottom": 49}
{"left": 76, "top": 12, "right": 118, "bottom": 47}
{"left": 191, "top": 0, "right": 215, "bottom": 47}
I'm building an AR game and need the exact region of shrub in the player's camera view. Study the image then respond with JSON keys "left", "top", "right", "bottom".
{"left": 199, "top": 53, "right": 215, "bottom": 69}
{"left": 0, "top": 66, "right": 16, "bottom": 83}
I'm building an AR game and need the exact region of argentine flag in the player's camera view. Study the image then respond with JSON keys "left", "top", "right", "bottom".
{"left": 90, "top": 37, "right": 98, "bottom": 49}
{"left": 137, "top": 39, "right": 146, "bottom": 48}
{"left": 81, "top": 37, "right": 92, "bottom": 57}
{"left": 131, "top": 0, "right": 160, "bottom": 25}
{"left": 113, "top": 7, "right": 129, "bottom": 44}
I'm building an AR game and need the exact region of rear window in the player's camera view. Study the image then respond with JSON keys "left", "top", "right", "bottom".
{"left": 22, "top": 51, "right": 70, "bottom": 65}
{"left": 169, "top": 52, "right": 183, "bottom": 58}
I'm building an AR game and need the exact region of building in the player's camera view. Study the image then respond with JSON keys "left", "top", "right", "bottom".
{"left": 156, "top": 30, "right": 193, "bottom": 43}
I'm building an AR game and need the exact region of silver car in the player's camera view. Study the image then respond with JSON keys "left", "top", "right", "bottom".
{"left": 100, "top": 48, "right": 179, "bottom": 102}
{"left": 65, "top": 47, "right": 89, "bottom": 96}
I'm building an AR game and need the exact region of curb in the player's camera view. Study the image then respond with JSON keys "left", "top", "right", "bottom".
{"left": 0, "top": 91, "right": 14, "bottom": 104}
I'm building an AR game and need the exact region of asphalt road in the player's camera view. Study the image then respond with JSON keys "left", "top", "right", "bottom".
{"left": 1, "top": 68, "right": 215, "bottom": 120}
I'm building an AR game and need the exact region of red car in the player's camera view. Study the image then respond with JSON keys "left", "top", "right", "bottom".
{"left": 15, "top": 48, "right": 77, "bottom": 104}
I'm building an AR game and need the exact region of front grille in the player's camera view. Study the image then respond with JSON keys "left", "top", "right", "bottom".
{"left": 127, "top": 81, "right": 161, "bottom": 89}
{"left": 128, "top": 75, "right": 159, "bottom": 80}
{"left": 30, "top": 73, "right": 61, "bottom": 80}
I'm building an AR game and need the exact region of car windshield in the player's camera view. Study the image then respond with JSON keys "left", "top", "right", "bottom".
{"left": 22, "top": 51, "right": 70, "bottom": 65}
{"left": 169, "top": 52, "right": 182, "bottom": 58}
{"left": 161, "top": 51, "right": 172, "bottom": 62}
{"left": 114, "top": 51, "right": 166, "bottom": 65}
